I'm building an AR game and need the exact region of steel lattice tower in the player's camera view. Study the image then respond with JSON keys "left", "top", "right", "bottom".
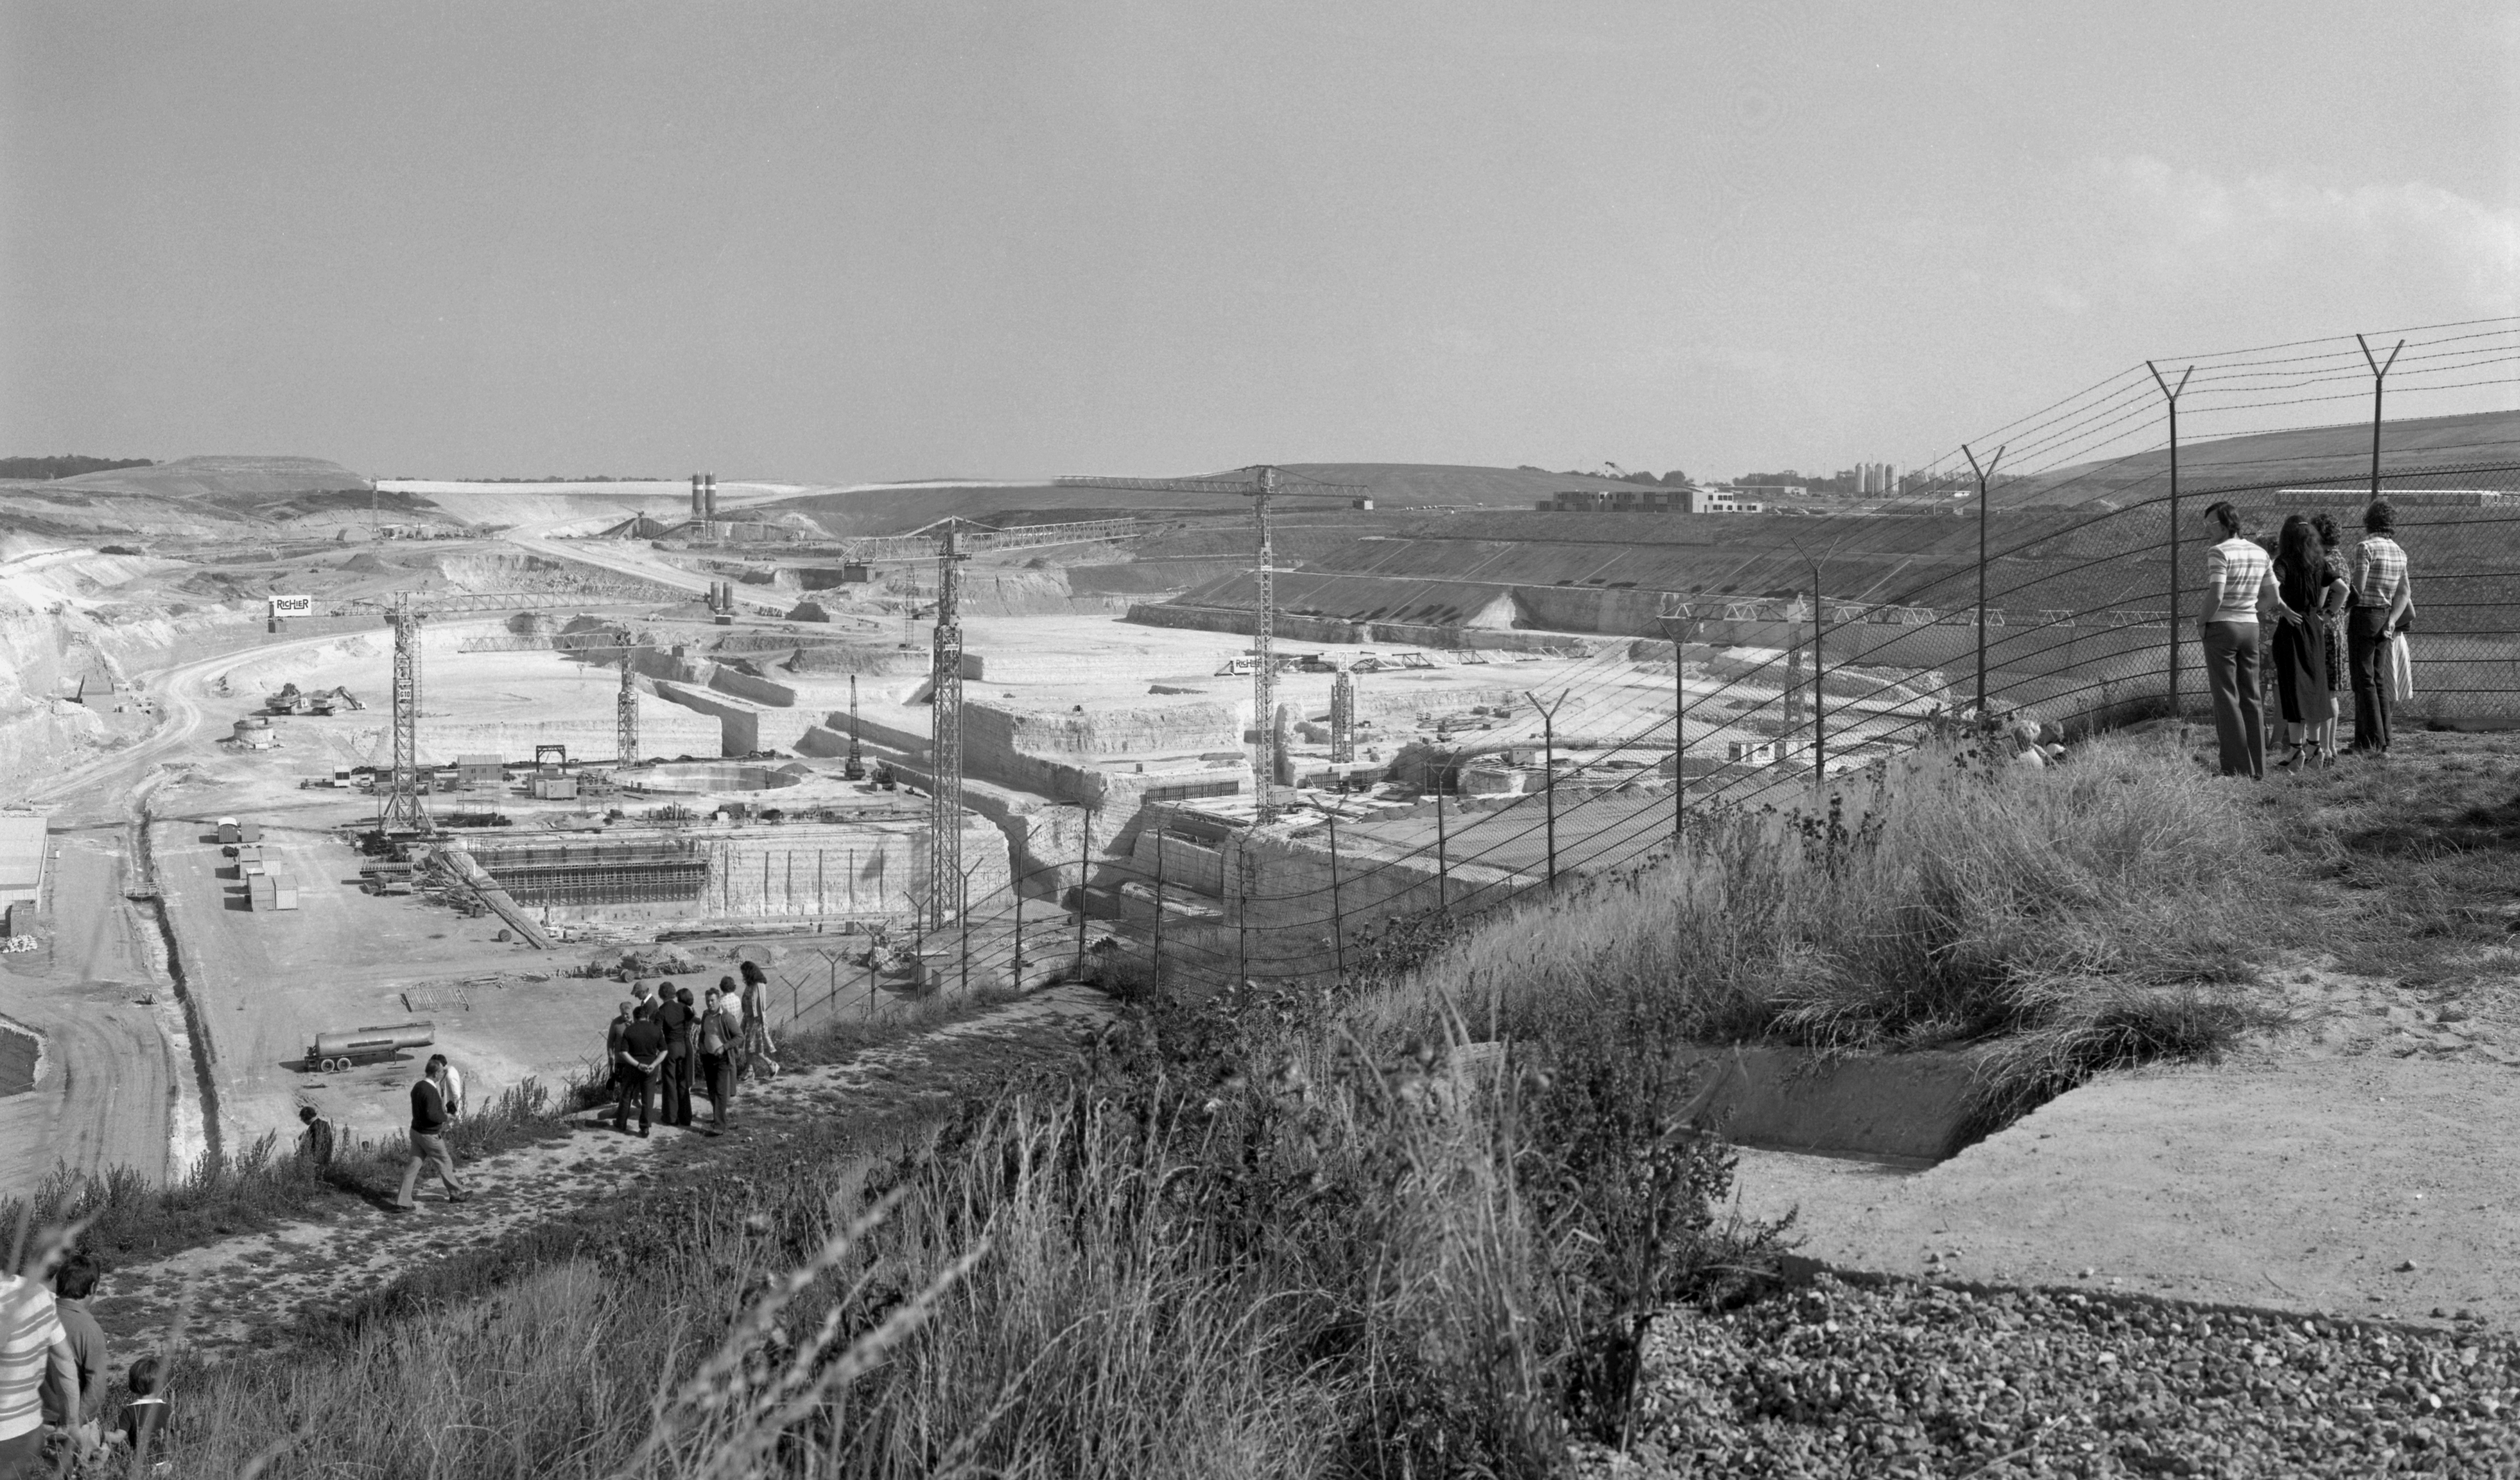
{"left": 1052, "top": 465, "right": 1361, "bottom": 824}
{"left": 616, "top": 661, "right": 639, "bottom": 765}
{"left": 1329, "top": 667, "right": 1356, "bottom": 764}
{"left": 378, "top": 596, "right": 431, "bottom": 833}
{"left": 927, "top": 526, "right": 969, "bottom": 929}
{"left": 1249, "top": 466, "right": 1280, "bottom": 814}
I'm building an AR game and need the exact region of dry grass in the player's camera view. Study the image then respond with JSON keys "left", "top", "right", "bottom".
{"left": 51, "top": 733, "right": 2305, "bottom": 1476}
{"left": 10, "top": 1082, "right": 569, "bottom": 1269}
{"left": 1357, "top": 732, "right": 2282, "bottom": 1138}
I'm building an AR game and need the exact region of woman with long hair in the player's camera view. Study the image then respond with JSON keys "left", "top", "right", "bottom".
{"left": 2198, "top": 501, "right": 2297, "bottom": 778}
{"left": 2308, "top": 512, "right": 2355, "bottom": 762}
{"left": 2271, "top": 515, "right": 2348, "bottom": 769}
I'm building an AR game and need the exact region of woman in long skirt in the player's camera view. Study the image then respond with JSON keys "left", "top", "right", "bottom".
{"left": 2272, "top": 515, "right": 2348, "bottom": 770}
{"left": 2310, "top": 513, "right": 2354, "bottom": 761}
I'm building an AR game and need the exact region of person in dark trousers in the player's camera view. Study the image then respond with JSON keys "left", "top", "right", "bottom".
{"left": 394, "top": 1055, "right": 469, "bottom": 1211}
{"left": 44, "top": 1254, "right": 105, "bottom": 1455}
{"left": 698, "top": 986, "right": 740, "bottom": 1131}
{"left": 2347, "top": 499, "right": 2415, "bottom": 754}
{"left": 296, "top": 1105, "right": 337, "bottom": 1168}
{"left": 654, "top": 987, "right": 695, "bottom": 1127}
{"left": 604, "top": 999, "right": 633, "bottom": 1091}
{"left": 614, "top": 1002, "right": 667, "bottom": 1137}
{"left": 115, "top": 1356, "right": 166, "bottom": 1465}
{"left": 2197, "top": 500, "right": 2294, "bottom": 779}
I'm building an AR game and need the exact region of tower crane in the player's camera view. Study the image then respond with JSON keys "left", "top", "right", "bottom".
{"left": 819, "top": 519, "right": 984, "bottom": 927}
{"left": 1053, "top": 467, "right": 1366, "bottom": 822}
{"left": 350, "top": 582, "right": 678, "bottom": 833}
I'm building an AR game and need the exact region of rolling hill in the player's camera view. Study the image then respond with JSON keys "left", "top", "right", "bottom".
{"left": 2007, "top": 409, "right": 2520, "bottom": 508}
{"left": 749, "top": 464, "right": 1667, "bottom": 538}
{"left": 0, "top": 455, "right": 404, "bottom": 540}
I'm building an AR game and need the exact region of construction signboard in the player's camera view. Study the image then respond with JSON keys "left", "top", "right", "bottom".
{"left": 268, "top": 594, "right": 315, "bottom": 619}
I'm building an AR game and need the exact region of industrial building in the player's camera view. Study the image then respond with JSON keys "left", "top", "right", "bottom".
{"left": 0, "top": 815, "right": 46, "bottom": 932}
{"left": 1531, "top": 486, "right": 1762, "bottom": 515}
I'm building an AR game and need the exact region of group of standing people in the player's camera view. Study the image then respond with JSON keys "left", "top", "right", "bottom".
{"left": 2199, "top": 498, "right": 2414, "bottom": 780}
{"left": 607, "top": 960, "right": 780, "bottom": 1136}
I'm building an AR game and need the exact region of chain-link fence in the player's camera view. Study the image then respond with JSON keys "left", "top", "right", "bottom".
{"left": 736, "top": 320, "right": 2520, "bottom": 1009}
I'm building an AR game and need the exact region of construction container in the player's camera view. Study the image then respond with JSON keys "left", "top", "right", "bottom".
{"left": 529, "top": 774, "right": 579, "bottom": 800}
{"left": 216, "top": 818, "right": 241, "bottom": 845}
{"left": 271, "top": 873, "right": 299, "bottom": 910}
{"left": 248, "top": 875, "right": 277, "bottom": 910}
{"left": 303, "top": 1020, "right": 434, "bottom": 1073}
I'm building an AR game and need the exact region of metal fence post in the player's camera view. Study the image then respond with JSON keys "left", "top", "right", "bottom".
{"left": 1435, "top": 790, "right": 1449, "bottom": 911}
{"left": 2148, "top": 362, "right": 2193, "bottom": 716}
{"left": 1326, "top": 811, "right": 1344, "bottom": 983}
{"left": 1963, "top": 444, "right": 2006, "bottom": 717}
{"left": 2358, "top": 333, "right": 2405, "bottom": 509}
{"left": 1524, "top": 689, "right": 1567, "bottom": 887}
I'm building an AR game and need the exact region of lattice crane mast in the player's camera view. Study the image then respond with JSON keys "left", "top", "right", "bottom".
{"left": 352, "top": 583, "right": 677, "bottom": 834}
{"left": 1053, "top": 467, "right": 1365, "bottom": 822}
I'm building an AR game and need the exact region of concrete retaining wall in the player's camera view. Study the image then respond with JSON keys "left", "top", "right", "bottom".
{"left": 1672, "top": 1045, "right": 1978, "bottom": 1163}
{"left": 698, "top": 818, "right": 1007, "bottom": 921}
{"left": 709, "top": 667, "right": 799, "bottom": 708}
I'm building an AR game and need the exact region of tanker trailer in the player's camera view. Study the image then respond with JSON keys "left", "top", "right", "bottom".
{"left": 302, "top": 1021, "right": 435, "bottom": 1074}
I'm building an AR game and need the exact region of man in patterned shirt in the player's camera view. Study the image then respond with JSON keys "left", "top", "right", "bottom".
{"left": 2197, "top": 501, "right": 2294, "bottom": 779}
{"left": 0, "top": 1263, "right": 76, "bottom": 1478}
{"left": 2347, "top": 501, "right": 2414, "bottom": 754}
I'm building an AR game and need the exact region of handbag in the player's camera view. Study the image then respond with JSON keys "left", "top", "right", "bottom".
{"left": 2389, "top": 633, "right": 2414, "bottom": 703}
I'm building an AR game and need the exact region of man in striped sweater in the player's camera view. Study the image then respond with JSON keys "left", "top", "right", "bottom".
{"left": 0, "top": 1266, "right": 76, "bottom": 1478}
{"left": 2347, "top": 500, "right": 2415, "bottom": 754}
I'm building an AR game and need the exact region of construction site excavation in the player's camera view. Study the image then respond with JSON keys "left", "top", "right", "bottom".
{"left": 10, "top": 428, "right": 2520, "bottom": 1167}
{"left": 9, "top": 462, "right": 1851, "bottom": 1164}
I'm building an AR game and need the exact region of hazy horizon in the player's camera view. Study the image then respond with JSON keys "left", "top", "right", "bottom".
{"left": 5, "top": 2, "right": 2514, "bottom": 485}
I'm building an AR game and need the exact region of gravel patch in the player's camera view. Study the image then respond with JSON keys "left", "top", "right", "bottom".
{"left": 1577, "top": 1276, "right": 2520, "bottom": 1478}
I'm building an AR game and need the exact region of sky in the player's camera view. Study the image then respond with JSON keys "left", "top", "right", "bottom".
{"left": 3, "top": 1, "right": 2514, "bottom": 484}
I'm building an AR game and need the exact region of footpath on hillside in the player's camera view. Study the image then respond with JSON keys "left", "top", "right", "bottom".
{"left": 87, "top": 986, "right": 1112, "bottom": 1361}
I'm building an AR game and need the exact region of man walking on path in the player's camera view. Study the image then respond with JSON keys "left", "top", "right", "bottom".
{"left": 614, "top": 1002, "right": 667, "bottom": 1137}
{"left": 0, "top": 1257, "right": 77, "bottom": 1479}
{"left": 2348, "top": 500, "right": 2415, "bottom": 754}
{"left": 394, "top": 1055, "right": 470, "bottom": 1211}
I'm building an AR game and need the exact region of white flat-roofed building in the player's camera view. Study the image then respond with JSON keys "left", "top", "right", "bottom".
{"left": 0, "top": 815, "right": 47, "bottom": 911}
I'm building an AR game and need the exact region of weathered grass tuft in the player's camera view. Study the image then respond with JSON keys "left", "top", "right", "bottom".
{"left": 1361, "top": 733, "right": 2278, "bottom": 1138}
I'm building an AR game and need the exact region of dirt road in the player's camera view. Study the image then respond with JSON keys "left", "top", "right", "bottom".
{"left": 0, "top": 832, "right": 178, "bottom": 1186}
{"left": 3, "top": 625, "right": 357, "bottom": 1185}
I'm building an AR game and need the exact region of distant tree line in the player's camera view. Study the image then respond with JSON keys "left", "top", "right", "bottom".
{"left": 0, "top": 455, "right": 155, "bottom": 480}
{"left": 1521, "top": 464, "right": 1693, "bottom": 487}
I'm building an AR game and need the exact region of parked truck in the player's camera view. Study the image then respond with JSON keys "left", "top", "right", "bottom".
{"left": 302, "top": 1021, "right": 435, "bottom": 1074}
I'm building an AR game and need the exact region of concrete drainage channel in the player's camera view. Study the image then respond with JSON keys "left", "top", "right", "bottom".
{"left": 1673, "top": 1045, "right": 1979, "bottom": 1167}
